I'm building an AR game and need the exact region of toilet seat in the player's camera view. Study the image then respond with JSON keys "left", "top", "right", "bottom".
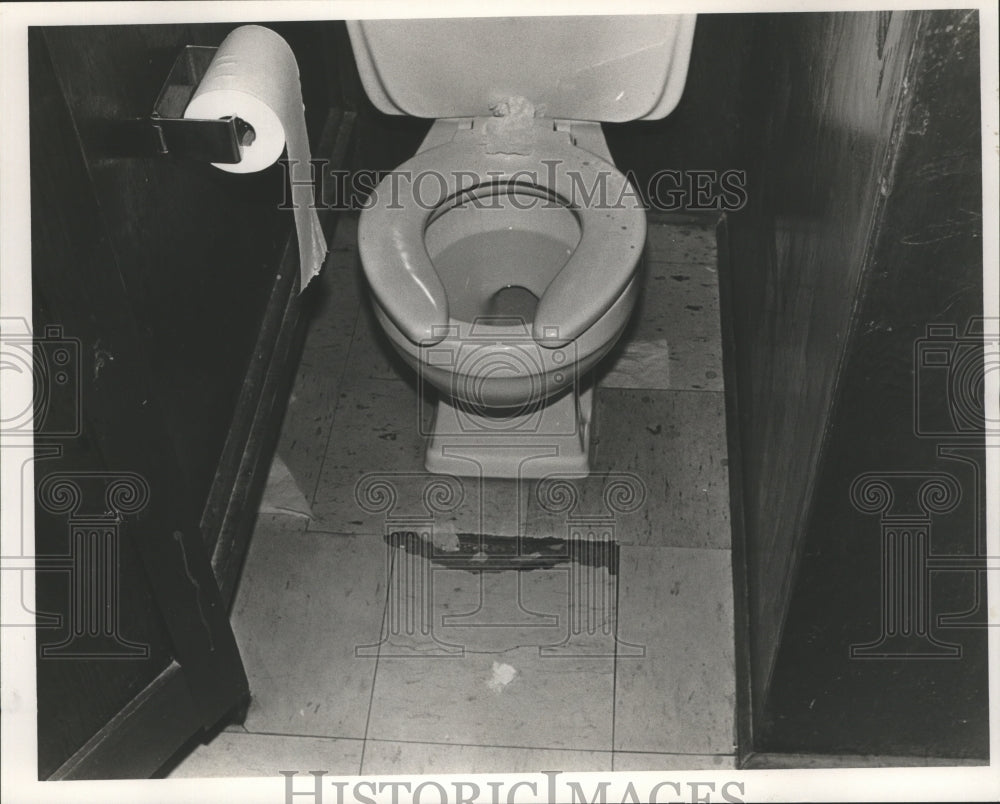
{"left": 358, "top": 128, "right": 646, "bottom": 348}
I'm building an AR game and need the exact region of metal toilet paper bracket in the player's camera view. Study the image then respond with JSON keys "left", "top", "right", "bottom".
{"left": 146, "top": 45, "right": 255, "bottom": 163}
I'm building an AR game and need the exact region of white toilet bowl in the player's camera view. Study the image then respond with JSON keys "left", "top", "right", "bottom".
{"left": 347, "top": 16, "right": 696, "bottom": 477}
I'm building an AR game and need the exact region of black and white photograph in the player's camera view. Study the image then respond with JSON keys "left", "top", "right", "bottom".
{"left": 0, "top": 1, "right": 997, "bottom": 802}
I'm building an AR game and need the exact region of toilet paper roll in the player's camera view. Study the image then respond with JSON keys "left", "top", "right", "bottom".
{"left": 185, "top": 25, "right": 326, "bottom": 289}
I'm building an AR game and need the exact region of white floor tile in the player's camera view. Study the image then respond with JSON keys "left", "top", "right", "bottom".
{"left": 367, "top": 641, "right": 614, "bottom": 751}
{"left": 231, "top": 527, "right": 388, "bottom": 739}
{"left": 614, "top": 546, "right": 736, "bottom": 755}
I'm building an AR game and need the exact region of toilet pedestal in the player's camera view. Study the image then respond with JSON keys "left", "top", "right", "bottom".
{"left": 424, "top": 380, "right": 595, "bottom": 479}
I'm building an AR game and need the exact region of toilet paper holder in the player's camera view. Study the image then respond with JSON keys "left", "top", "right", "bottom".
{"left": 147, "top": 45, "right": 255, "bottom": 163}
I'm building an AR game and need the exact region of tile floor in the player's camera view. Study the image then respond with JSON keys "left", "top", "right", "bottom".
{"left": 168, "top": 213, "right": 736, "bottom": 777}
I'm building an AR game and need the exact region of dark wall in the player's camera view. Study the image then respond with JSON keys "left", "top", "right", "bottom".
{"left": 761, "top": 11, "right": 987, "bottom": 758}
{"left": 721, "top": 8, "right": 924, "bottom": 714}
{"left": 718, "top": 9, "right": 987, "bottom": 758}
{"left": 605, "top": 14, "right": 753, "bottom": 203}
{"left": 342, "top": 15, "right": 754, "bottom": 207}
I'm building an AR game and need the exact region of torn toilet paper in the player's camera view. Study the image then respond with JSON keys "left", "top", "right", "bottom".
{"left": 258, "top": 453, "right": 313, "bottom": 519}
{"left": 482, "top": 96, "right": 537, "bottom": 155}
{"left": 487, "top": 661, "right": 518, "bottom": 693}
{"left": 601, "top": 338, "right": 672, "bottom": 389}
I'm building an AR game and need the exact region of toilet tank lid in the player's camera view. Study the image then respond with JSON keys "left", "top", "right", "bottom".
{"left": 347, "top": 15, "right": 696, "bottom": 123}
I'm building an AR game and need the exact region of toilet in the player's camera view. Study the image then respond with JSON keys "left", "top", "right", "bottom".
{"left": 347, "top": 16, "right": 697, "bottom": 478}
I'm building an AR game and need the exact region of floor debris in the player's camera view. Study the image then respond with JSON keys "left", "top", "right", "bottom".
{"left": 431, "top": 523, "right": 461, "bottom": 552}
{"left": 258, "top": 454, "right": 313, "bottom": 519}
{"left": 487, "top": 661, "right": 518, "bottom": 693}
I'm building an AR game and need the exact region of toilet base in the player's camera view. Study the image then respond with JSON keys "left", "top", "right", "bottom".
{"left": 424, "top": 381, "right": 594, "bottom": 479}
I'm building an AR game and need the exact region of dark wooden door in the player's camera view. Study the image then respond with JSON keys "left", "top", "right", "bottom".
{"left": 28, "top": 21, "right": 354, "bottom": 778}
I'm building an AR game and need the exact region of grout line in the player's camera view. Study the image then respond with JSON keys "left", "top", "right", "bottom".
{"left": 611, "top": 749, "right": 737, "bottom": 758}
{"left": 643, "top": 259, "right": 718, "bottom": 268}
{"left": 358, "top": 543, "right": 395, "bottom": 773}
{"left": 225, "top": 730, "right": 365, "bottom": 744}
{"left": 599, "top": 386, "right": 726, "bottom": 396}
{"left": 347, "top": 375, "right": 412, "bottom": 383}
{"left": 226, "top": 726, "right": 736, "bottom": 762}
{"left": 598, "top": 385, "right": 726, "bottom": 394}
{"left": 360, "top": 736, "right": 617, "bottom": 755}
{"left": 611, "top": 552, "right": 621, "bottom": 758}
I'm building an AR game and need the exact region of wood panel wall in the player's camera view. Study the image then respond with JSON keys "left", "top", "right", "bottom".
{"left": 759, "top": 10, "right": 988, "bottom": 759}
{"left": 718, "top": 9, "right": 987, "bottom": 759}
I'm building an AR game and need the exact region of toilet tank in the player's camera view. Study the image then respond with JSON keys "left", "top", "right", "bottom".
{"left": 346, "top": 15, "right": 696, "bottom": 123}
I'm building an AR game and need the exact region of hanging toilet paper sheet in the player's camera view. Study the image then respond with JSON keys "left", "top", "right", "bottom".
{"left": 184, "top": 25, "right": 326, "bottom": 289}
